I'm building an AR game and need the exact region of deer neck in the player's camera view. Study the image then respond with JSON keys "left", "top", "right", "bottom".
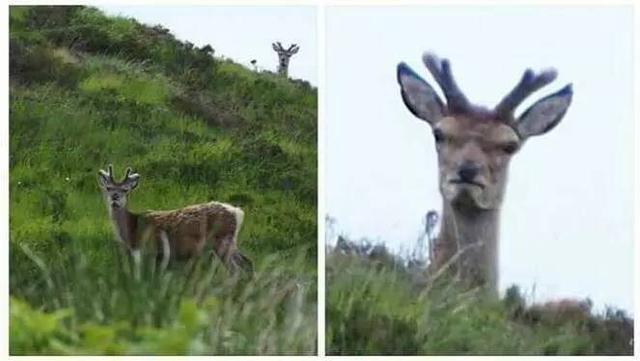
{"left": 438, "top": 201, "right": 500, "bottom": 294}
{"left": 277, "top": 56, "right": 289, "bottom": 76}
{"left": 109, "top": 206, "right": 140, "bottom": 249}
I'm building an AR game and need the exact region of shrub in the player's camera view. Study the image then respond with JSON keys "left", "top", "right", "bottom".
{"left": 9, "top": 42, "right": 82, "bottom": 87}
{"left": 326, "top": 237, "right": 633, "bottom": 355}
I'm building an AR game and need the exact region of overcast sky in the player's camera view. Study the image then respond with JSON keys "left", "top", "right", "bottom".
{"left": 326, "top": 6, "right": 634, "bottom": 314}
{"left": 99, "top": 6, "right": 317, "bottom": 84}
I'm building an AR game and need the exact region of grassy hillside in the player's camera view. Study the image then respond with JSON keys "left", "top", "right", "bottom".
{"left": 9, "top": 6, "right": 316, "bottom": 355}
{"left": 326, "top": 237, "right": 633, "bottom": 355}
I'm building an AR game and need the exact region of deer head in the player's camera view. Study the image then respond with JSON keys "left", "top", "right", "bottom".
{"left": 397, "top": 53, "right": 572, "bottom": 211}
{"left": 272, "top": 42, "right": 299, "bottom": 74}
{"left": 97, "top": 164, "right": 140, "bottom": 210}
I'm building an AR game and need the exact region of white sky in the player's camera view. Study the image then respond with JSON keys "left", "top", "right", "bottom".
{"left": 326, "top": 6, "right": 634, "bottom": 314}
{"left": 99, "top": 6, "right": 317, "bottom": 84}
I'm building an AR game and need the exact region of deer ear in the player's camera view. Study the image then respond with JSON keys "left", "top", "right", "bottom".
{"left": 123, "top": 173, "right": 140, "bottom": 191}
{"left": 516, "top": 84, "right": 572, "bottom": 138}
{"left": 397, "top": 62, "right": 445, "bottom": 125}
{"left": 97, "top": 170, "right": 109, "bottom": 188}
{"left": 272, "top": 43, "right": 278, "bottom": 51}
{"left": 290, "top": 46, "right": 299, "bottom": 54}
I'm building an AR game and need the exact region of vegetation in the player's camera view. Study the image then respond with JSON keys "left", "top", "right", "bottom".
{"left": 10, "top": 6, "right": 316, "bottom": 355}
{"left": 326, "top": 235, "right": 633, "bottom": 356}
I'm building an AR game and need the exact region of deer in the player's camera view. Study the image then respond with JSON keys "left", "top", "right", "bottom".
{"left": 272, "top": 42, "right": 299, "bottom": 77}
{"left": 397, "top": 53, "right": 572, "bottom": 296}
{"left": 97, "top": 165, "right": 253, "bottom": 278}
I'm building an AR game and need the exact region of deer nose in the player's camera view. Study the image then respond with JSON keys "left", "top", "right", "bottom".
{"left": 458, "top": 162, "right": 480, "bottom": 182}
{"left": 111, "top": 194, "right": 120, "bottom": 201}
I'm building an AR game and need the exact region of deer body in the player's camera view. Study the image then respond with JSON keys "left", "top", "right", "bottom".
{"left": 397, "top": 53, "right": 572, "bottom": 294}
{"left": 99, "top": 165, "right": 252, "bottom": 276}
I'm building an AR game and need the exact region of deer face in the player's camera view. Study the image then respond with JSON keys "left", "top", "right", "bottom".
{"left": 277, "top": 52, "right": 290, "bottom": 69}
{"left": 397, "top": 53, "right": 572, "bottom": 210}
{"left": 272, "top": 42, "right": 299, "bottom": 70}
{"left": 433, "top": 115, "right": 520, "bottom": 209}
{"left": 97, "top": 165, "right": 140, "bottom": 210}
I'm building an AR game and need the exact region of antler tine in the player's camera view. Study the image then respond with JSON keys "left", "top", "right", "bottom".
{"left": 422, "top": 53, "right": 470, "bottom": 114}
{"left": 98, "top": 164, "right": 114, "bottom": 183}
{"left": 495, "top": 68, "right": 558, "bottom": 120}
{"left": 123, "top": 167, "right": 132, "bottom": 181}
{"left": 107, "top": 164, "right": 114, "bottom": 181}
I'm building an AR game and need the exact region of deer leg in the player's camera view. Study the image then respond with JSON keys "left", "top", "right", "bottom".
{"left": 212, "top": 237, "right": 253, "bottom": 276}
{"left": 231, "top": 250, "right": 254, "bottom": 276}
{"left": 212, "top": 237, "right": 239, "bottom": 273}
{"left": 158, "top": 230, "right": 171, "bottom": 273}
{"left": 131, "top": 248, "right": 141, "bottom": 281}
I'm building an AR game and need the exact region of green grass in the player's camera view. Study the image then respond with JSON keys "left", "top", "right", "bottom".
{"left": 326, "top": 246, "right": 633, "bottom": 355}
{"left": 10, "top": 5, "right": 316, "bottom": 355}
{"left": 11, "top": 243, "right": 315, "bottom": 355}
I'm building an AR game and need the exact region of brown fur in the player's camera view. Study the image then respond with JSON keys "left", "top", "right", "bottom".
{"left": 526, "top": 299, "right": 592, "bottom": 325}
{"left": 427, "top": 114, "right": 519, "bottom": 293}
{"left": 144, "top": 202, "right": 239, "bottom": 261}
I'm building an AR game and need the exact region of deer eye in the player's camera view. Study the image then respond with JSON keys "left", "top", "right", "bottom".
{"left": 501, "top": 142, "right": 519, "bottom": 154}
{"left": 433, "top": 129, "right": 444, "bottom": 143}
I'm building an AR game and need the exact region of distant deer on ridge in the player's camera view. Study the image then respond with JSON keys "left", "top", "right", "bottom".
{"left": 272, "top": 41, "right": 299, "bottom": 77}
